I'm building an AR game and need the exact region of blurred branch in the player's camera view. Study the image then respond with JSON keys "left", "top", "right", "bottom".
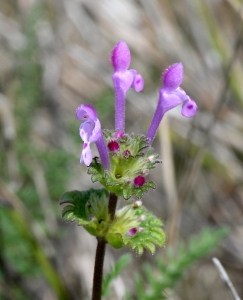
{"left": 225, "top": 0, "right": 243, "bottom": 21}
{"left": 212, "top": 257, "right": 241, "bottom": 300}
{"left": 158, "top": 116, "right": 179, "bottom": 245}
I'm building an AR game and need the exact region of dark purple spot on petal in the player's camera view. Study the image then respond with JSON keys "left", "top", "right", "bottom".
{"left": 187, "top": 105, "right": 193, "bottom": 109}
{"left": 84, "top": 143, "right": 88, "bottom": 149}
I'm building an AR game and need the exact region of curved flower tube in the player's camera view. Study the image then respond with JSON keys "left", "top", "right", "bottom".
{"left": 110, "top": 41, "right": 144, "bottom": 132}
{"left": 146, "top": 62, "right": 198, "bottom": 144}
{"left": 76, "top": 104, "right": 110, "bottom": 169}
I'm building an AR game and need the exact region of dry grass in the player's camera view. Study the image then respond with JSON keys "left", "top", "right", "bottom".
{"left": 1, "top": 0, "right": 243, "bottom": 299}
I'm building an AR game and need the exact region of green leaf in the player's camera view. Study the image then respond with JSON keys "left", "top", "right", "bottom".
{"left": 109, "top": 205, "right": 166, "bottom": 255}
{"left": 123, "top": 187, "right": 133, "bottom": 200}
{"left": 59, "top": 189, "right": 109, "bottom": 229}
{"left": 126, "top": 227, "right": 229, "bottom": 300}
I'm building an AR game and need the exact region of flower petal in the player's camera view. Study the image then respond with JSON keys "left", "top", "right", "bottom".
{"left": 159, "top": 88, "right": 186, "bottom": 114}
{"left": 89, "top": 118, "right": 102, "bottom": 143}
{"left": 80, "top": 142, "right": 92, "bottom": 166}
{"left": 130, "top": 70, "right": 144, "bottom": 92}
{"left": 181, "top": 98, "right": 198, "bottom": 117}
{"left": 110, "top": 41, "right": 131, "bottom": 72}
{"left": 79, "top": 119, "right": 95, "bottom": 140}
{"left": 76, "top": 104, "right": 97, "bottom": 121}
{"left": 113, "top": 70, "right": 134, "bottom": 93}
{"left": 162, "top": 62, "right": 183, "bottom": 91}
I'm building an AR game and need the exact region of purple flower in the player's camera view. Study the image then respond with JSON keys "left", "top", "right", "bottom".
{"left": 76, "top": 104, "right": 110, "bottom": 169}
{"left": 111, "top": 41, "right": 144, "bottom": 132}
{"left": 146, "top": 62, "right": 198, "bottom": 143}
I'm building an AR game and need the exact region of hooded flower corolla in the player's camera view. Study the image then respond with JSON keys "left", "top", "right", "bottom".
{"left": 146, "top": 62, "right": 198, "bottom": 143}
{"left": 76, "top": 104, "right": 110, "bottom": 169}
{"left": 111, "top": 41, "right": 144, "bottom": 132}
{"left": 76, "top": 104, "right": 101, "bottom": 166}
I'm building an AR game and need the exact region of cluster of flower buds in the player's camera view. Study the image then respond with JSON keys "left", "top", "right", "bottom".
{"left": 76, "top": 41, "right": 198, "bottom": 199}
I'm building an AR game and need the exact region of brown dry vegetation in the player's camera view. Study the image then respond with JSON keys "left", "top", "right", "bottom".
{"left": 1, "top": 0, "right": 243, "bottom": 299}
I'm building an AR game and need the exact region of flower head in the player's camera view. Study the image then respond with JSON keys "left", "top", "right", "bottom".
{"left": 76, "top": 104, "right": 110, "bottom": 169}
{"left": 111, "top": 41, "right": 144, "bottom": 132}
{"left": 76, "top": 104, "right": 101, "bottom": 166}
{"left": 146, "top": 62, "right": 198, "bottom": 143}
{"left": 160, "top": 63, "right": 197, "bottom": 117}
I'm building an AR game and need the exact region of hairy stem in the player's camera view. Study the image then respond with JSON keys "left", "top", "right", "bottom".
{"left": 108, "top": 192, "right": 118, "bottom": 221}
{"left": 92, "top": 237, "right": 106, "bottom": 300}
{"left": 91, "top": 193, "right": 118, "bottom": 300}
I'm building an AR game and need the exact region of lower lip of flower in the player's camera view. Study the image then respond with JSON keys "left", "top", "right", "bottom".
{"left": 134, "top": 176, "right": 146, "bottom": 187}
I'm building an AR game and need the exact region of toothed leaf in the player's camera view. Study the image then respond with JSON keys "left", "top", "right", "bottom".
{"left": 59, "top": 189, "right": 110, "bottom": 236}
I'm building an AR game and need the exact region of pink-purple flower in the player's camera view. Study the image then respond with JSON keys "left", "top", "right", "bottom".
{"left": 76, "top": 104, "right": 110, "bottom": 169}
{"left": 111, "top": 41, "right": 144, "bottom": 132}
{"left": 146, "top": 62, "right": 198, "bottom": 143}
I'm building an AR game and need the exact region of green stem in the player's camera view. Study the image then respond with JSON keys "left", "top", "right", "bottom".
{"left": 91, "top": 193, "right": 118, "bottom": 300}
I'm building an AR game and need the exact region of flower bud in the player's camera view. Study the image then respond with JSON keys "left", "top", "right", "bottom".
{"left": 133, "top": 200, "right": 142, "bottom": 208}
{"left": 108, "top": 140, "right": 120, "bottom": 152}
{"left": 128, "top": 227, "right": 138, "bottom": 236}
{"left": 134, "top": 176, "right": 146, "bottom": 187}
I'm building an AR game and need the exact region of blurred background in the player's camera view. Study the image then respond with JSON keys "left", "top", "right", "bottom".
{"left": 1, "top": 0, "right": 243, "bottom": 299}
